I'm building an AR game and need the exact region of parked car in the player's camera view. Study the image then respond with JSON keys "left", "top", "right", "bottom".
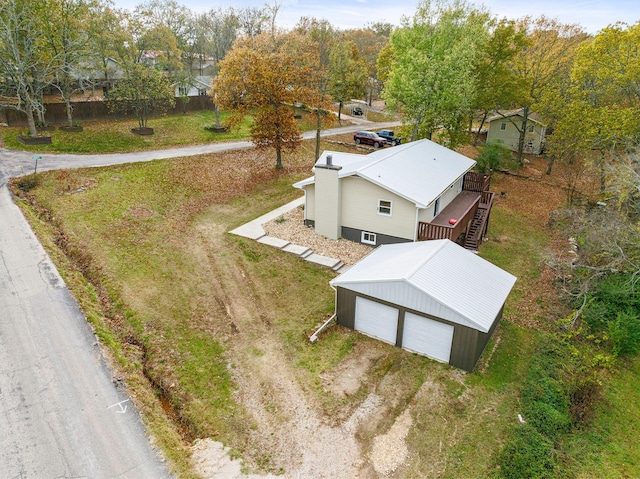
{"left": 351, "top": 107, "right": 363, "bottom": 116}
{"left": 377, "top": 130, "right": 402, "bottom": 146}
{"left": 354, "top": 131, "right": 386, "bottom": 148}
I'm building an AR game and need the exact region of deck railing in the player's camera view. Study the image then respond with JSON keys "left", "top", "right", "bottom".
{"left": 417, "top": 195, "right": 480, "bottom": 242}
{"left": 463, "top": 171, "right": 491, "bottom": 193}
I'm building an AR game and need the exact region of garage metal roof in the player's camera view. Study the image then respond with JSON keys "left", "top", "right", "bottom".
{"left": 330, "top": 240, "right": 517, "bottom": 332}
{"left": 292, "top": 139, "right": 476, "bottom": 209}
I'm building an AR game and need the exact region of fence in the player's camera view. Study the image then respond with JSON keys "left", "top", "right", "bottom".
{"left": 2, "top": 95, "right": 214, "bottom": 126}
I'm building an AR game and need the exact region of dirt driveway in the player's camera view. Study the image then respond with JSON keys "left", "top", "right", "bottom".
{"left": 189, "top": 218, "right": 417, "bottom": 478}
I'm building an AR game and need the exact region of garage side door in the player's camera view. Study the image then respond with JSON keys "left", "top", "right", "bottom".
{"left": 402, "top": 312, "right": 454, "bottom": 363}
{"left": 354, "top": 297, "right": 398, "bottom": 345}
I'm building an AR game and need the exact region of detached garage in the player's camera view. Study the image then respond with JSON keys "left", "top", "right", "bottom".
{"left": 330, "top": 240, "right": 517, "bottom": 371}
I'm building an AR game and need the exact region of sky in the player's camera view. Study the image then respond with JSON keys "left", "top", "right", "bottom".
{"left": 113, "top": 0, "right": 640, "bottom": 33}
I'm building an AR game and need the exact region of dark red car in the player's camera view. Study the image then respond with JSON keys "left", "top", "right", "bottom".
{"left": 354, "top": 131, "right": 386, "bottom": 148}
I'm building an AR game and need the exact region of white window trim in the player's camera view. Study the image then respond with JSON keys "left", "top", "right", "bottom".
{"left": 378, "top": 199, "right": 392, "bottom": 216}
{"left": 361, "top": 231, "right": 376, "bottom": 245}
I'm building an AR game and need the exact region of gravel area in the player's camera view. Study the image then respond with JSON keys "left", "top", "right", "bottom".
{"left": 263, "top": 206, "right": 374, "bottom": 266}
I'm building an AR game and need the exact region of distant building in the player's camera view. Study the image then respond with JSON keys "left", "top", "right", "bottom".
{"left": 486, "top": 109, "right": 546, "bottom": 155}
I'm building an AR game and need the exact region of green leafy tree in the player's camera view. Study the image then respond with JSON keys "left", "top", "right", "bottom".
{"left": 507, "top": 16, "right": 586, "bottom": 164}
{"left": 471, "top": 18, "right": 526, "bottom": 144}
{"left": 106, "top": 63, "right": 175, "bottom": 129}
{"left": 547, "top": 22, "right": 640, "bottom": 179}
{"left": 0, "top": 0, "right": 57, "bottom": 137}
{"left": 383, "top": 0, "right": 490, "bottom": 147}
{"left": 39, "top": 0, "right": 95, "bottom": 127}
{"left": 328, "top": 39, "right": 368, "bottom": 120}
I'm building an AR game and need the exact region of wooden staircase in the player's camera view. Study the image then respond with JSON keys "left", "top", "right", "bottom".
{"left": 463, "top": 194, "right": 492, "bottom": 250}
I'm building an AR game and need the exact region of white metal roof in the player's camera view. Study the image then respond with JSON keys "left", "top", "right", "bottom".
{"left": 330, "top": 240, "right": 517, "bottom": 332}
{"left": 292, "top": 139, "right": 476, "bottom": 209}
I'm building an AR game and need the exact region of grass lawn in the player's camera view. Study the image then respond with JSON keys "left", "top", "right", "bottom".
{"left": 0, "top": 107, "right": 339, "bottom": 154}
{"left": 12, "top": 143, "right": 639, "bottom": 478}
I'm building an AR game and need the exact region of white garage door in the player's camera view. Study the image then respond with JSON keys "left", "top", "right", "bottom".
{"left": 354, "top": 297, "right": 398, "bottom": 345}
{"left": 402, "top": 312, "right": 454, "bottom": 363}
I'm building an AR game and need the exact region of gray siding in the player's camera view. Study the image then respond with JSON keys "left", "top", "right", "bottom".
{"left": 341, "top": 226, "right": 411, "bottom": 247}
{"left": 335, "top": 287, "right": 503, "bottom": 372}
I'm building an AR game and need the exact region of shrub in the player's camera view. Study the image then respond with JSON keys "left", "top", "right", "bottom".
{"left": 608, "top": 310, "right": 640, "bottom": 356}
{"left": 476, "top": 139, "right": 512, "bottom": 173}
{"left": 15, "top": 174, "right": 41, "bottom": 192}
{"left": 497, "top": 424, "right": 555, "bottom": 479}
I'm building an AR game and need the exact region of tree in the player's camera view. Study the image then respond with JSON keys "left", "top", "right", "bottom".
{"left": 106, "top": 63, "right": 175, "bottom": 129}
{"left": 507, "top": 16, "right": 586, "bottom": 164}
{"left": 86, "top": 4, "right": 135, "bottom": 87}
{"left": 0, "top": 0, "right": 57, "bottom": 137}
{"left": 328, "top": 40, "right": 368, "bottom": 120}
{"left": 296, "top": 18, "right": 336, "bottom": 160}
{"left": 39, "top": 0, "right": 95, "bottom": 127}
{"left": 470, "top": 18, "right": 526, "bottom": 144}
{"left": 343, "top": 25, "right": 391, "bottom": 105}
{"left": 212, "top": 32, "right": 316, "bottom": 169}
{"left": 547, "top": 22, "right": 640, "bottom": 179}
{"left": 382, "top": 0, "right": 490, "bottom": 147}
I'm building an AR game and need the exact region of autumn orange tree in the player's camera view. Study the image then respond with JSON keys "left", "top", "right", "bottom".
{"left": 213, "top": 31, "right": 321, "bottom": 169}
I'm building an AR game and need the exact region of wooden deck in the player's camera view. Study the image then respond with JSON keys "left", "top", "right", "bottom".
{"left": 417, "top": 172, "right": 494, "bottom": 250}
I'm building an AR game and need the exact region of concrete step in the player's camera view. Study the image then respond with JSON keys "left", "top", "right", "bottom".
{"left": 305, "top": 253, "right": 341, "bottom": 269}
{"left": 282, "top": 243, "right": 312, "bottom": 257}
{"left": 331, "top": 261, "right": 344, "bottom": 272}
{"left": 257, "top": 236, "right": 290, "bottom": 249}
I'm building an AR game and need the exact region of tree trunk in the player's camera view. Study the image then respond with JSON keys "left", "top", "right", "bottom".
{"left": 65, "top": 96, "right": 73, "bottom": 127}
{"left": 315, "top": 111, "right": 321, "bottom": 161}
{"left": 599, "top": 151, "right": 606, "bottom": 194}
{"left": 337, "top": 101, "right": 342, "bottom": 121}
{"left": 26, "top": 107, "right": 38, "bottom": 138}
{"left": 215, "top": 104, "right": 221, "bottom": 128}
{"left": 276, "top": 146, "right": 283, "bottom": 169}
{"left": 546, "top": 155, "right": 556, "bottom": 175}
{"left": 516, "top": 107, "right": 530, "bottom": 165}
{"left": 473, "top": 111, "right": 488, "bottom": 146}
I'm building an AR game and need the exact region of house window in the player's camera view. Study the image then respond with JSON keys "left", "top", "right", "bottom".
{"left": 433, "top": 197, "right": 441, "bottom": 218}
{"left": 528, "top": 124, "right": 535, "bottom": 132}
{"left": 500, "top": 122, "right": 507, "bottom": 131}
{"left": 378, "top": 199, "right": 392, "bottom": 216}
{"left": 361, "top": 231, "right": 376, "bottom": 245}
{"left": 178, "top": 86, "right": 188, "bottom": 96}
{"left": 198, "top": 88, "right": 207, "bottom": 96}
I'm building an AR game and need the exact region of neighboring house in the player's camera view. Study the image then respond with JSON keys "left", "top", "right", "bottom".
{"left": 174, "top": 76, "right": 213, "bottom": 97}
{"left": 486, "top": 109, "right": 547, "bottom": 155}
{"left": 330, "top": 240, "right": 517, "bottom": 371}
{"left": 293, "top": 139, "right": 494, "bottom": 251}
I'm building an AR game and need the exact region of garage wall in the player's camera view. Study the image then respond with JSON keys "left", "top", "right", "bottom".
{"left": 335, "top": 287, "right": 502, "bottom": 372}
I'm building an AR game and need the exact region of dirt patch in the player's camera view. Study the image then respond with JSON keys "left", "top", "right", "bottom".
{"left": 126, "top": 206, "right": 157, "bottom": 219}
{"left": 320, "top": 342, "right": 386, "bottom": 398}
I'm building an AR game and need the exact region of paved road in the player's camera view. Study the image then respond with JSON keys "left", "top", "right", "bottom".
{"left": 0, "top": 121, "right": 397, "bottom": 478}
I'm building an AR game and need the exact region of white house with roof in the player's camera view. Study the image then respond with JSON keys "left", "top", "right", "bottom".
{"left": 331, "top": 240, "right": 517, "bottom": 371}
{"left": 486, "top": 109, "right": 547, "bottom": 155}
{"left": 293, "top": 139, "right": 494, "bottom": 250}
{"left": 174, "top": 76, "right": 213, "bottom": 97}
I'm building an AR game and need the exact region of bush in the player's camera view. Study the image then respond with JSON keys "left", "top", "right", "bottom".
{"left": 583, "top": 274, "right": 640, "bottom": 356}
{"left": 497, "top": 424, "right": 555, "bottom": 479}
{"left": 608, "top": 310, "right": 640, "bottom": 356}
{"left": 15, "top": 174, "right": 41, "bottom": 192}
{"left": 476, "top": 139, "right": 512, "bottom": 173}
